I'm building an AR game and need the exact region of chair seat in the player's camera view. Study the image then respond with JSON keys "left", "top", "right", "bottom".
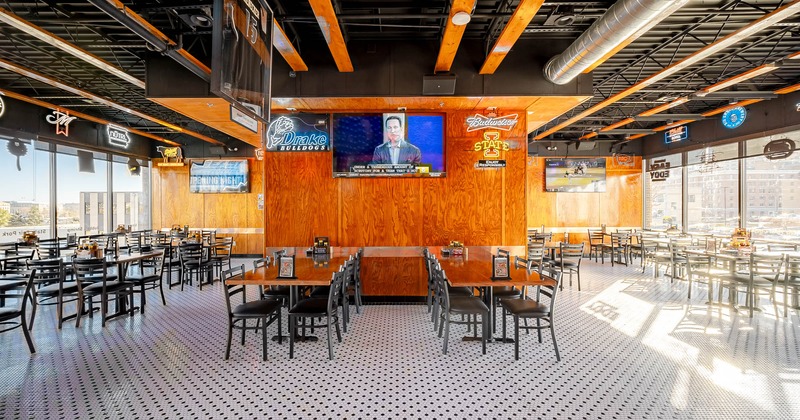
{"left": 183, "top": 262, "right": 212, "bottom": 269}
{"left": 448, "top": 286, "right": 473, "bottom": 297}
{"left": 232, "top": 299, "right": 282, "bottom": 317}
{"left": 0, "top": 307, "right": 23, "bottom": 321}
{"left": 310, "top": 286, "right": 330, "bottom": 297}
{"left": 82, "top": 281, "right": 132, "bottom": 294}
{"left": 264, "top": 286, "right": 290, "bottom": 297}
{"left": 492, "top": 286, "right": 522, "bottom": 298}
{"left": 449, "top": 296, "right": 489, "bottom": 314}
{"left": 288, "top": 297, "right": 328, "bottom": 316}
{"left": 0, "top": 280, "right": 27, "bottom": 290}
{"left": 126, "top": 274, "right": 160, "bottom": 284}
{"left": 500, "top": 298, "right": 549, "bottom": 316}
{"left": 211, "top": 255, "right": 230, "bottom": 261}
{"left": 37, "top": 281, "right": 79, "bottom": 295}
{"left": 559, "top": 261, "right": 579, "bottom": 268}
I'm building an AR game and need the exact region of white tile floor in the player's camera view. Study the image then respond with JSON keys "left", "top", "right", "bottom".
{"left": 2, "top": 258, "right": 799, "bottom": 419}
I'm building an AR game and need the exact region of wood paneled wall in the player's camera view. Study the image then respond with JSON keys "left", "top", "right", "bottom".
{"left": 151, "top": 159, "right": 264, "bottom": 254}
{"left": 526, "top": 156, "right": 643, "bottom": 246}
{"left": 263, "top": 111, "right": 528, "bottom": 247}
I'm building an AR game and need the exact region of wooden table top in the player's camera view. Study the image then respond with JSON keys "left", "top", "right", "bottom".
{"left": 234, "top": 249, "right": 351, "bottom": 286}
{"left": 427, "top": 246, "right": 549, "bottom": 287}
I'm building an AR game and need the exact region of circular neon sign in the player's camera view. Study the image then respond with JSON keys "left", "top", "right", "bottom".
{"left": 721, "top": 106, "right": 746, "bottom": 129}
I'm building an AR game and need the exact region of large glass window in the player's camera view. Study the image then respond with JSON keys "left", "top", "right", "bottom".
{"left": 645, "top": 154, "right": 682, "bottom": 230}
{"left": 744, "top": 139, "right": 800, "bottom": 241}
{"left": 111, "top": 158, "right": 150, "bottom": 231}
{"left": 56, "top": 148, "right": 109, "bottom": 236}
{"left": 0, "top": 137, "right": 52, "bottom": 239}
{"left": 686, "top": 156, "right": 738, "bottom": 235}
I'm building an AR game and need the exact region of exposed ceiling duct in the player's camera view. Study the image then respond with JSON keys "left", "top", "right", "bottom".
{"left": 543, "top": 0, "right": 690, "bottom": 85}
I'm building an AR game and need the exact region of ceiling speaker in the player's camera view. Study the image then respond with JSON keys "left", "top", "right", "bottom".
{"left": 423, "top": 75, "right": 456, "bottom": 95}
{"left": 77, "top": 150, "right": 95, "bottom": 173}
{"left": 575, "top": 141, "right": 597, "bottom": 151}
{"left": 209, "top": 146, "right": 227, "bottom": 155}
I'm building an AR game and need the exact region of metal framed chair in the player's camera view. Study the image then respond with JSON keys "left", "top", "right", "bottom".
{"left": 289, "top": 269, "right": 345, "bottom": 360}
{"left": 435, "top": 264, "right": 488, "bottom": 355}
{"left": 222, "top": 265, "right": 283, "bottom": 361}
{"left": 0, "top": 269, "right": 36, "bottom": 353}
{"left": 556, "top": 243, "right": 584, "bottom": 291}
{"left": 499, "top": 266, "right": 562, "bottom": 361}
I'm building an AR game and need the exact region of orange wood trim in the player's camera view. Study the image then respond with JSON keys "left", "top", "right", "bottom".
{"left": 700, "top": 99, "right": 762, "bottom": 117}
{"left": 699, "top": 64, "right": 778, "bottom": 94}
{"left": 308, "top": 0, "right": 354, "bottom": 72}
{"left": 637, "top": 97, "right": 689, "bottom": 117}
{"left": 534, "top": 1, "right": 800, "bottom": 140}
{"left": 579, "top": 132, "right": 599, "bottom": 140}
{"left": 600, "top": 117, "right": 635, "bottom": 132}
{"left": 479, "top": 0, "right": 544, "bottom": 74}
{"left": 774, "top": 82, "right": 800, "bottom": 94}
{"left": 0, "top": 87, "right": 179, "bottom": 146}
{"left": 434, "top": 0, "right": 474, "bottom": 72}
{"left": 273, "top": 18, "right": 308, "bottom": 72}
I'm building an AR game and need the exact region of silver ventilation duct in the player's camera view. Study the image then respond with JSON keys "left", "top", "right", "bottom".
{"left": 544, "top": 0, "right": 690, "bottom": 85}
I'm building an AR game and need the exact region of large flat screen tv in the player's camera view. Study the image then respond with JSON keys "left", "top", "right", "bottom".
{"left": 190, "top": 160, "right": 250, "bottom": 193}
{"left": 545, "top": 158, "right": 607, "bottom": 192}
{"left": 332, "top": 113, "right": 445, "bottom": 178}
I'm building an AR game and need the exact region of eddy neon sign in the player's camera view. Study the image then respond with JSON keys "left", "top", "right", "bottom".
{"left": 474, "top": 131, "right": 510, "bottom": 158}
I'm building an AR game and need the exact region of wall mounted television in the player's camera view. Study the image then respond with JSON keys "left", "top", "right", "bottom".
{"left": 189, "top": 160, "right": 250, "bottom": 193}
{"left": 331, "top": 113, "right": 445, "bottom": 178}
{"left": 544, "top": 158, "right": 607, "bottom": 192}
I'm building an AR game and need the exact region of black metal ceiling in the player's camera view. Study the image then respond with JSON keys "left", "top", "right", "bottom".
{"left": 0, "top": 0, "right": 798, "bottom": 148}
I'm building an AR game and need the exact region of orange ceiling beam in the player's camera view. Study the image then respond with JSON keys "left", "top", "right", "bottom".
{"left": 534, "top": 0, "right": 800, "bottom": 140}
{"left": 0, "top": 88, "right": 179, "bottom": 146}
{"left": 434, "top": 0, "right": 475, "bottom": 73}
{"left": 308, "top": 0, "right": 354, "bottom": 72}
{"left": 273, "top": 19, "right": 308, "bottom": 72}
{"left": 479, "top": 0, "right": 544, "bottom": 74}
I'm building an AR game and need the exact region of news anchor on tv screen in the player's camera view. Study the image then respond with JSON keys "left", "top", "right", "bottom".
{"left": 372, "top": 114, "right": 421, "bottom": 165}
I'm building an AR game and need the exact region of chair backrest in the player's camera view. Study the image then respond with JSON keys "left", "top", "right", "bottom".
{"left": 514, "top": 255, "right": 531, "bottom": 271}
{"left": 537, "top": 266, "right": 562, "bottom": 315}
{"left": 327, "top": 268, "right": 345, "bottom": 315}
{"left": 37, "top": 239, "right": 62, "bottom": 259}
{"left": 588, "top": 230, "right": 604, "bottom": 244}
{"left": 535, "top": 232, "right": 553, "bottom": 242}
{"left": 786, "top": 254, "right": 800, "bottom": 282}
{"left": 272, "top": 249, "right": 286, "bottom": 261}
{"left": 253, "top": 256, "right": 270, "bottom": 272}
{"left": 560, "top": 243, "right": 584, "bottom": 260}
{"left": 610, "top": 232, "right": 630, "bottom": 246}
{"left": 145, "top": 249, "right": 166, "bottom": 277}
{"left": 72, "top": 258, "right": 109, "bottom": 290}
{"left": 433, "top": 263, "right": 450, "bottom": 311}
{"left": 766, "top": 243, "right": 797, "bottom": 252}
{"left": 497, "top": 248, "right": 510, "bottom": 257}
{"left": 221, "top": 265, "right": 247, "bottom": 315}
{"left": 201, "top": 230, "right": 216, "bottom": 244}
{"left": 4, "top": 248, "right": 36, "bottom": 270}
{"left": 0, "top": 269, "right": 35, "bottom": 319}
{"left": 27, "top": 258, "right": 64, "bottom": 287}
{"left": 750, "top": 253, "right": 784, "bottom": 282}
{"left": 179, "top": 242, "right": 207, "bottom": 264}
{"left": 213, "top": 238, "right": 234, "bottom": 257}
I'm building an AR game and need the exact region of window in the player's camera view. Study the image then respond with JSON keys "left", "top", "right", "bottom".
{"left": 744, "top": 150, "right": 800, "bottom": 241}
{"left": 56, "top": 148, "right": 109, "bottom": 235}
{"left": 645, "top": 153, "right": 682, "bottom": 230}
{"left": 112, "top": 159, "right": 150, "bottom": 231}
{"left": 0, "top": 137, "right": 52, "bottom": 239}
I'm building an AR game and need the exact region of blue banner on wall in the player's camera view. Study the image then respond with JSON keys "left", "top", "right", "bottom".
{"left": 189, "top": 160, "right": 249, "bottom": 193}
{"left": 265, "top": 113, "right": 330, "bottom": 151}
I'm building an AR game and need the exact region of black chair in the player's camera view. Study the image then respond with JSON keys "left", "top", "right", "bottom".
{"left": 27, "top": 258, "right": 78, "bottom": 329}
{"left": 429, "top": 255, "right": 474, "bottom": 329}
{"left": 556, "top": 243, "right": 584, "bottom": 291}
{"left": 587, "top": 229, "right": 605, "bottom": 262}
{"left": 527, "top": 240, "right": 547, "bottom": 273}
{"left": 289, "top": 269, "right": 345, "bottom": 360}
{"left": 254, "top": 257, "right": 290, "bottom": 305}
{"left": 499, "top": 267, "right": 562, "bottom": 361}
{"left": 125, "top": 249, "right": 167, "bottom": 314}
{"left": 211, "top": 238, "right": 234, "bottom": 279}
{"left": 600, "top": 233, "right": 630, "bottom": 266}
{"left": 73, "top": 258, "right": 134, "bottom": 328}
{"left": 784, "top": 254, "right": 800, "bottom": 317}
{"left": 348, "top": 248, "right": 364, "bottom": 313}
{"left": 0, "top": 269, "right": 36, "bottom": 353}
{"left": 435, "top": 264, "right": 488, "bottom": 355}
{"left": 222, "top": 265, "right": 283, "bottom": 361}
{"left": 179, "top": 242, "right": 213, "bottom": 290}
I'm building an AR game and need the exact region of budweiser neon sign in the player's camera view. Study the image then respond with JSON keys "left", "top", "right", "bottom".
{"left": 465, "top": 113, "right": 518, "bottom": 132}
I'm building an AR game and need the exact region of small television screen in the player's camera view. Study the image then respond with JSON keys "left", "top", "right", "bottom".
{"left": 545, "top": 158, "right": 606, "bottom": 192}
{"left": 211, "top": 0, "right": 272, "bottom": 124}
{"left": 190, "top": 160, "right": 250, "bottom": 193}
{"left": 332, "top": 113, "right": 445, "bottom": 178}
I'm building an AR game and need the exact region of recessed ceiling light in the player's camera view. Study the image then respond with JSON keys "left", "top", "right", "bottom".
{"left": 451, "top": 11, "right": 471, "bottom": 26}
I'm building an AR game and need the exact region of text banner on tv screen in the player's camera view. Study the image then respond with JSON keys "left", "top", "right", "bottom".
{"left": 544, "top": 158, "right": 606, "bottom": 192}
{"left": 211, "top": 0, "right": 272, "bottom": 124}
{"left": 265, "top": 114, "right": 330, "bottom": 151}
{"left": 189, "top": 160, "right": 250, "bottom": 193}
{"left": 332, "top": 113, "right": 445, "bottom": 178}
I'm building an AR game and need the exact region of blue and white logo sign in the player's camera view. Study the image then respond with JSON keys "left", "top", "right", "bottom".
{"left": 266, "top": 114, "right": 330, "bottom": 152}
{"left": 665, "top": 125, "right": 688, "bottom": 143}
{"left": 721, "top": 106, "right": 746, "bottom": 129}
